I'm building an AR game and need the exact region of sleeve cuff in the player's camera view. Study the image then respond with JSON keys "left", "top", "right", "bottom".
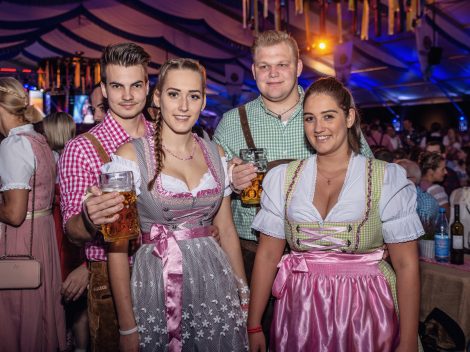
{"left": 383, "top": 213, "right": 424, "bottom": 243}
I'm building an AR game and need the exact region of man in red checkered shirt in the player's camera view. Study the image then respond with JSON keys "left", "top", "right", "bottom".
{"left": 59, "top": 42, "right": 153, "bottom": 352}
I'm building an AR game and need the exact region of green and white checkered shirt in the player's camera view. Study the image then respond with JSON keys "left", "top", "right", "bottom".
{"left": 213, "top": 86, "right": 373, "bottom": 241}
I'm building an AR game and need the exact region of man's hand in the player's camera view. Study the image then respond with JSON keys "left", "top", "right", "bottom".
{"left": 84, "top": 185, "right": 124, "bottom": 226}
{"left": 61, "top": 265, "right": 89, "bottom": 302}
{"left": 230, "top": 157, "right": 257, "bottom": 192}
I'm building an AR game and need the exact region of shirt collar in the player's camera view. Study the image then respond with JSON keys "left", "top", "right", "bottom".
{"left": 256, "top": 85, "right": 304, "bottom": 119}
{"left": 8, "top": 124, "right": 34, "bottom": 137}
{"left": 101, "top": 111, "right": 153, "bottom": 145}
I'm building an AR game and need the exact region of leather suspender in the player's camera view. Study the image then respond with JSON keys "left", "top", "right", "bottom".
{"left": 238, "top": 105, "right": 256, "bottom": 149}
{"left": 82, "top": 132, "right": 111, "bottom": 164}
{"left": 238, "top": 105, "right": 294, "bottom": 172}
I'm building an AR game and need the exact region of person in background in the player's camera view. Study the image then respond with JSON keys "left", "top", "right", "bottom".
{"left": 98, "top": 58, "right": 248, "bottom": 351}
{"left": 248, "top": 77, "right": 422, "bottom": 351}
{"left": 89, "top": 84, "right": 106, "bottom": 123}
{"left": 43, "top": 112, "right": 89, "bottom": 352}
{"left": 443, "top": 127, "right": 462, "bottom": 151}
{"left": 425, "top": 141, "right": 461, "bottom": 198}
{"left": 385, "top": 123, "right": 402, "bottom": 151}
{"left": 366, "top": 122, "right": 394, "bottom": 152}
{"left": 0, "top": 77, "right": 66, "bottom": 352}
{"left": 401, "top": 118, "right": 422, "bottom": 151}
{"left": 396, "top": 159, "right": 440, "bottom": 232}
{"left": 419, "top": 151, "right": 450, "bottom": 215}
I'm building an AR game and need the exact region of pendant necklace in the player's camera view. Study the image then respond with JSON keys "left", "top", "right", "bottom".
{"left": 162, "top": 136, "right": 196, "bottom": 161}
{"left": 317, "top": 168, "right": 346, "bottom": 186}
{"left": 266, "top": 95, "right": 301, "bottom": 120}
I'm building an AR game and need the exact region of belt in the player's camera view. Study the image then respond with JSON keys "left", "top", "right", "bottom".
{"left": 25, "top": 207, "right": 52, "bottom": 220}
{"left": 142, "top": 224, "right": 211, "bottom": 352}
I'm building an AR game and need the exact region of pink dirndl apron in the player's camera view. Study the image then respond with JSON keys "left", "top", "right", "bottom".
{"left": 269, "top": 158, "right": 399, "bottom": 352}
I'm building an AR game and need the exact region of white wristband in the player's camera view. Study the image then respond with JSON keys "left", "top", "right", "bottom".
{"left": 119, "top": 326, "right": 138, "bottom": 336}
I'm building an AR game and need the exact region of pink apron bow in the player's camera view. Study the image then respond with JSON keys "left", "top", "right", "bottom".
{"left": 143, "top": 225, "right": 211, "bottom": 352}
{"left": 272, "top": 253, "right": 309, "bottom": 298}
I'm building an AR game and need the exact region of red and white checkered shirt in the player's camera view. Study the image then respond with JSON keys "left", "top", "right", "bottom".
{"left": 59, "top": 112, "right": 154, "bottom": 262}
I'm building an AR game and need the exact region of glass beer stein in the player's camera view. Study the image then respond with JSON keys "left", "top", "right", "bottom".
{"left": 100, "top": 171, "right": 140, "bottom": 242}
{"left": 240, "top": 148, "right": 268, "bottom": 206}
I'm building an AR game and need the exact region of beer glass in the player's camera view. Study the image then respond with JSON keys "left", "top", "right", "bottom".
{"left": 240, "top": 148, "right": 267, "bottom": 206}
{"left": 99, "top": 171, "right": 140, "bottom": 242}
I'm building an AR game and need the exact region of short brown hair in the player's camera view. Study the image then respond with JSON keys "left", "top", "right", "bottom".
{"left": 303, "top": 76, "right": 362, "bottom": 154}
{"left": 418, "top": 151, "right": 445, "bottom": 175}
{"left": 251, "top": 30, "right": 299, "bottom": 62}
{"left": 100, "top": 42, "right": 150, "bottom": 83}
{"left": 42, "top": 112, "right": 76, "bottom": 152}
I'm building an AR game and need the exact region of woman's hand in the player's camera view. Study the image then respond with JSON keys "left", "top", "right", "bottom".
{"left": 119, "top": 332, "right": 139, "bottom": 352}
{"left": 61, "top": 265, "right": 89, "bottom": 301}
{"left": 249, "top": 331, "right": 267, "bottom": 352}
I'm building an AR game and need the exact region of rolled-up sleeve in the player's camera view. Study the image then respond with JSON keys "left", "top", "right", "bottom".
{"left": 380, "top": 163, "right": 424, "bottom": 243}
{"left": 251, "top": 165, "right": 287, "bottom": 239}
{"left": 0, "top": 135, "right": 34, "bottom": 191}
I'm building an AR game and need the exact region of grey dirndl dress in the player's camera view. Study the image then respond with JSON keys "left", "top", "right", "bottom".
{"left": 130, "top": 134, "right": 248, "bottom": 352}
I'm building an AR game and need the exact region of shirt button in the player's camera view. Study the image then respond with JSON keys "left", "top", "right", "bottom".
{"left": 163, "top": 207, "right": 169, "bottom": 212}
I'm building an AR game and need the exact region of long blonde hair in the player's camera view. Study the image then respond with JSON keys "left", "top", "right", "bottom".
{"left": 0, "top": 77, "right": 43, "bottom": 123}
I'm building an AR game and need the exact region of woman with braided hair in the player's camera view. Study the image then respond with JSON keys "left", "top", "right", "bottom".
{"left": 104, "top": 58, "right": 248, "bottom": 351}
{"left": 0, "top": 77, "right": 66, "bottom": 351}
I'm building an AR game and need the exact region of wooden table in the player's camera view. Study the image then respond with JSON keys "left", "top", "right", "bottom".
{"left": 419, "top": 255, "right": 470, "bottom": 342}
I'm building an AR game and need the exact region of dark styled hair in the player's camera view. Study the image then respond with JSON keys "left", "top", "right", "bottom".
{"left": 303, "top": 76, "right": 362, "bottom": 154}
{"left": 147, "top": 58, "right": 206, "bottom": 190}
{"left": 100, "top": 43, "right": 150, "bottom": 83}
{"left": 418, "top": 151, "right": 445, "bottom": 175}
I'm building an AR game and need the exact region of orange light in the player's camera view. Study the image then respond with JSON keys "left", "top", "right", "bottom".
{"left": 0, "top": 67, "right": 17, "bottom": 72}
{"left": 22, "top": 69, "right": 32, "bottom": 73}
{"left": 318, "top": 41, "right": 327, "bottom": 50}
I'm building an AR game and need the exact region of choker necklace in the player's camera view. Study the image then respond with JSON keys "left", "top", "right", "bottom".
{"left": 266, "top": 95, "right": 301, "bottom": 120}
{"left": 162, "top": 136, "right": 196, "bottom": 161}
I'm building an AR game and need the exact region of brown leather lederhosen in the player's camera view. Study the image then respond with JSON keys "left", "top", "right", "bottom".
{"left": 82, "top": 132, "right": 120, "bottom": 352}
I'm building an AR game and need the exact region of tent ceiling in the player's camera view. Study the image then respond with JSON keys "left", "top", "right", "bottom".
{"left": 0, "top": 0, "right": 469, "bottom": 115}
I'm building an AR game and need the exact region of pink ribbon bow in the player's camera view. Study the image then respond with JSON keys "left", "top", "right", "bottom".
{"left": 149, "top": 223, "right": 183, "bottom": 352}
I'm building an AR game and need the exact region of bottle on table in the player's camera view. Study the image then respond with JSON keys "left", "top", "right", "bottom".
{"left": 434, "top": 207, "right": 450, "bottom": 263}
{"left": 450, "top": 204, "right": 464, "bottom": 265}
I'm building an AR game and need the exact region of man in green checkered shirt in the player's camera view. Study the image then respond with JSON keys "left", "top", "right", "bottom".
{"left": 213, "top": 30, "right": 371, "bottom": 280}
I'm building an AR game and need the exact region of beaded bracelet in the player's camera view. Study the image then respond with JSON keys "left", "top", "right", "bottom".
{"left": 247, "top": 326, "right": 263, "bottom": 334}
{"left": 119, "top": 326, "right": 138, "bottom": 336}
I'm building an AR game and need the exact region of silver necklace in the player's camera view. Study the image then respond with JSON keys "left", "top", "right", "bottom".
{"left": 162, "top": 136, "right": 196, "bottom": 161}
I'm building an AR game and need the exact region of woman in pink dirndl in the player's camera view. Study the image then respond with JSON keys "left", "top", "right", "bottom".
{"left": 248, "top": 77, "right": 423, "bottom": 352}
{"left": 0, "top": 77, "right": 66, "bottom": 352}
